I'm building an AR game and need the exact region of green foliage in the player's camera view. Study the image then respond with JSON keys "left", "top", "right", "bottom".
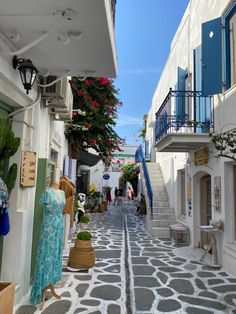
{"left": 5, "top": 164, "right": 17, "bottom": 195}
{"left": 80, "top": 215, "right": 90, "bottom": 224}
{"left": 209, "top": 129, "right": 236, "bottom": 161}
{"left": 87, "top": 189, "right": 101, "bottom": 198}
{"left": 138, "top": 114, "right": 148, "bottom": 140}
{"left": 74, "top": 193, "right": 79, "bottom": 212}
{"left": 119, "top": 163, "right": 139, "bottom": 195}
{"left": 0, "top": 118, "right": 20, "bottom": 195}
{"left": 77, "top": 230, "right": 92, "bottom": 240}
{"left": 65, "top": 77, "right": 124, "bottom": 164}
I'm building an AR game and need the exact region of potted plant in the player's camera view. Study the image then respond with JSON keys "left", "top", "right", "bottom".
{"left": 79, "top": 214, "right": 90, "bottom": 229}
{"left": 68, "top": 231, "right": 95, "bottom": 268}
{"left": 0, "top": 118, "right": 20, "bottom": 313}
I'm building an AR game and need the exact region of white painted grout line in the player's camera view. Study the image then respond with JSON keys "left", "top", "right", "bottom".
{"left": 125, "top": 213, "right": 135, "bottom": 314}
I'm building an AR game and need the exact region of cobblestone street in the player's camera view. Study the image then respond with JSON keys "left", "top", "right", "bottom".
{"left": 15, "top": 201, "right": 236, "bottom": 314}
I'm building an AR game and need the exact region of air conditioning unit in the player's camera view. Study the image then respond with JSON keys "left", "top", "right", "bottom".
{"left": 52, "top": 94, "right": 73, "bottom": 121}
{"left": 42, "top": 76, "right": 73, "bottom": 109}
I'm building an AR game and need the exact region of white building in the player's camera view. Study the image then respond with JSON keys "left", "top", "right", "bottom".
{"left": 0, "top": 0, "right": 117, "bottom": 303}
{"left": 87, "top": 145, "right": 138, "bottom": 199}
{"left": 145, "top": 0, "right": 236, "bottom": 276}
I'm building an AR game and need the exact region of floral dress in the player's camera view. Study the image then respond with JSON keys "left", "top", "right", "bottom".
{"left": 30, "top": 188, "right": 65, "bottom": 305}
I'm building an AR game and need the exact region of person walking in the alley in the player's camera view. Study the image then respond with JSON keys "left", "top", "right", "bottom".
{"left": 113, "top": 187, "right": 118, "bottom": 205}
{"left": 127, "top": 186, "right": 135, "bottom": 201}
{"left": 106, "top": 186, "right": 112, "bottom": 205}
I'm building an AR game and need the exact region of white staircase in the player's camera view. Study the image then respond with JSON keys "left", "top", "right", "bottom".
{"left": 143, "top": 162, "right": 177, "bottom": 238}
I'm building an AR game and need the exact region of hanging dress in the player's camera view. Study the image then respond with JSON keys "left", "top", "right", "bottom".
{"left": 30, "top": 187, "right": 65, "bottom": 305}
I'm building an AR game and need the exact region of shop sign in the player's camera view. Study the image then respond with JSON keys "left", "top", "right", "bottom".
{"left": 194, "top": 147, "right": 209, "bottom": 166}
{"left": 20, "top": 151, "right": 37, "bottom": 187}
{"left": 103, "top": 174, "right": 110, "bottom": 180}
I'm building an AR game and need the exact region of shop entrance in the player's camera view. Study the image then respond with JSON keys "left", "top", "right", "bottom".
{"left": 200, "top": 174, "right": 212, "bottom": 248}
{"left": 77, "top": 170, "right": 90, "bottom": 194}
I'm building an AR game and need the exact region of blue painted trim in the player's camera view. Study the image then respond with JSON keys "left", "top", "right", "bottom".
{"left": 223, "top": 1, "right": 236, "bottom": 89}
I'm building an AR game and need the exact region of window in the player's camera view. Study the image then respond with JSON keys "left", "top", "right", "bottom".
{"left": 229, "top": 11, "right": 236, "bottom": 86}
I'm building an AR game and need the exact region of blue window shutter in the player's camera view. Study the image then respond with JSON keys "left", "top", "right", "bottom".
{"left": 194, "top": 46, "right": 212, "bottom": 133}
{"left": 202, "top": 17, "right": 222, "bottom": 96}
{"left": 176, "top": 67, "right": 186, "bottom": 125}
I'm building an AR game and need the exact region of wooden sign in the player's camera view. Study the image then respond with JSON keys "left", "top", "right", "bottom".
{"left": 20, "top": 151, "right": 37, "bottom": 187}
{"left": 194, "top": 147, "right": 209, "bottom": 166}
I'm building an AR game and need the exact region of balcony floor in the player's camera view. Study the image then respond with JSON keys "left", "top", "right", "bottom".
{"left": 155, "top": 133, "right": 211, "bottom": 152}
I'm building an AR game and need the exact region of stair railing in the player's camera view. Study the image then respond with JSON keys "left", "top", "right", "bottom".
{"left": 135, "top": 145, "right": 153, "bottom": 219}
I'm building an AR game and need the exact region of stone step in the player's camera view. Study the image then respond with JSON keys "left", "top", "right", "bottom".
{"left": 151, "top": 219, "right": 177, "bottom": 228}
{"left": 152, "top": 201, "right": 170, "bottom": 207}
{"left": 152, "top": 206, "right": 175, "bottom": 213}
{"left": 151, "top": 227, "right": 170, "bottom": 238}
{"left": 152, "top": 213, "right": 176, "bottom": 220}
{"left": 152, "top": 196, "right": 169, "bottom": 202}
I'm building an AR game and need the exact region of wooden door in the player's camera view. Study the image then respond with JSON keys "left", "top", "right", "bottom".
{"left": 200, "top": 175, "right": 212, "bottom": 248}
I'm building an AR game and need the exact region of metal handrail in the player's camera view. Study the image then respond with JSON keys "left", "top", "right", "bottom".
{"left": 155, "top": 89, "right": 214, "bottom": 142}
{"left": 135, "top": 145, "right": 153, "bottom": 219}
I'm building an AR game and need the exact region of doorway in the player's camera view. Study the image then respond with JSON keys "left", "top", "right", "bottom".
{"left": 200, "top": 174, "right": 212, "bottom": 248}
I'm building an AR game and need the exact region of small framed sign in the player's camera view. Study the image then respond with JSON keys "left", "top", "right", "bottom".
{"left": 103, "top": 173, "right": 110, "bottom": 180}
{"left": 20, "top": 151, "right": 37, "bottom": 187}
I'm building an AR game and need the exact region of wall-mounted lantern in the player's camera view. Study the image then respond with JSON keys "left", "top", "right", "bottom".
{"left": 12, "top": 55, "right": 38, "bottom": 94}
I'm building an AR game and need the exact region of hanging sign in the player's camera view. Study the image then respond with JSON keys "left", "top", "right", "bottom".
{"left": 20, "top": 151, "right": 37, "bottom": 187}
{"left": 194, "top": 147, "right": 209, "bottom": 166}
{"left": 103, "top": 173, "right": 110, "bottom": 180}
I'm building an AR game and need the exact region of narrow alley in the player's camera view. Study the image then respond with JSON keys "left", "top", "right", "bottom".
{"left": 15, "top": 201, "right": 236, "bottom": 314}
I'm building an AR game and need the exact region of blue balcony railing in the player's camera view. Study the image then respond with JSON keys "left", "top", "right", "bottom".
{"left": 155, "top": 89, "right": 214, "bottom": 142}
{"left": 135, "top": 145, "right": 153, "bottom": 219}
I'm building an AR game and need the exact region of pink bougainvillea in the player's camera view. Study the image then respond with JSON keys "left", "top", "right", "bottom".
{"left": 65, "top": 77, "right": 124, "bottom": 163}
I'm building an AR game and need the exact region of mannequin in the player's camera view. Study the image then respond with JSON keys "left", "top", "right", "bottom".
{"left": 59, "top": 176, "right": 75, "bottom": 250}
{"left": 30, "top": 182, "right": 65, "bottom": 308}
{"left": 76, "top": 193, "right": 86, "bottom": 230}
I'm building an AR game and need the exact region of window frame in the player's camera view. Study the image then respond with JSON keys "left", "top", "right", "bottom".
{"left": 223, "top": 1, "right": 236, "bottom": 90}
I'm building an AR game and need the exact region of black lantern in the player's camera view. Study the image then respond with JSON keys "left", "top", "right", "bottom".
{"left": 12, "top": 56, "right": 38, "bottom": 94}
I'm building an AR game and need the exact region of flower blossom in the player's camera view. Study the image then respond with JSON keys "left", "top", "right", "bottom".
{"left": 77, "top": 89, "right": 83, "bottom": 97}
{"left": 85, "top": 123, "right": 91, "bottom": 129}
{"left": 88, "top": 139, "right": 97, "bottom": 145}
{"left": 99, "top": 77, "right": 110, "bottom": 85}
{"left": 85, "top": 79, "right": 91, "bottom": 86}
{"left": 92, "top": 101, "right": 100, "bottom": 108}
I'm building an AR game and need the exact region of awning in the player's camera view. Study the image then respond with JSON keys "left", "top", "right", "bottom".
{"left": 68, "top": 144, "right": 100, "bottom": 167}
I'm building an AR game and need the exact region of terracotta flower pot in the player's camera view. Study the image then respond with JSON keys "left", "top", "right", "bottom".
{"left": 68, "top": 239, "right": 95, "bottom": 268}
{"left": 0, "top": 282, "right": 15, "bottom": 314}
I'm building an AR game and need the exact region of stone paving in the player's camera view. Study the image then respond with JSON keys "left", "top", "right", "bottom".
{"left": 15, "top": 201, "right": 236, "bottom": 314}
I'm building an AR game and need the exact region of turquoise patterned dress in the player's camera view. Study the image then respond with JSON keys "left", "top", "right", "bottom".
{"left": 30, "top": 188, "right": 65, "bottom": 305}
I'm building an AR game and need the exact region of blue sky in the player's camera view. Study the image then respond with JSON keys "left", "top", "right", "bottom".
{"left": 114, "top": 0, "right": 189, "bottom": 145}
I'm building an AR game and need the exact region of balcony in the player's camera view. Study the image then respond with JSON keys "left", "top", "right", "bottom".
{"left": 155, "top": 89, "right": 214, "bottom": 152}
{"left": 0, "top": 0, "right": 117, "bottom": 79}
